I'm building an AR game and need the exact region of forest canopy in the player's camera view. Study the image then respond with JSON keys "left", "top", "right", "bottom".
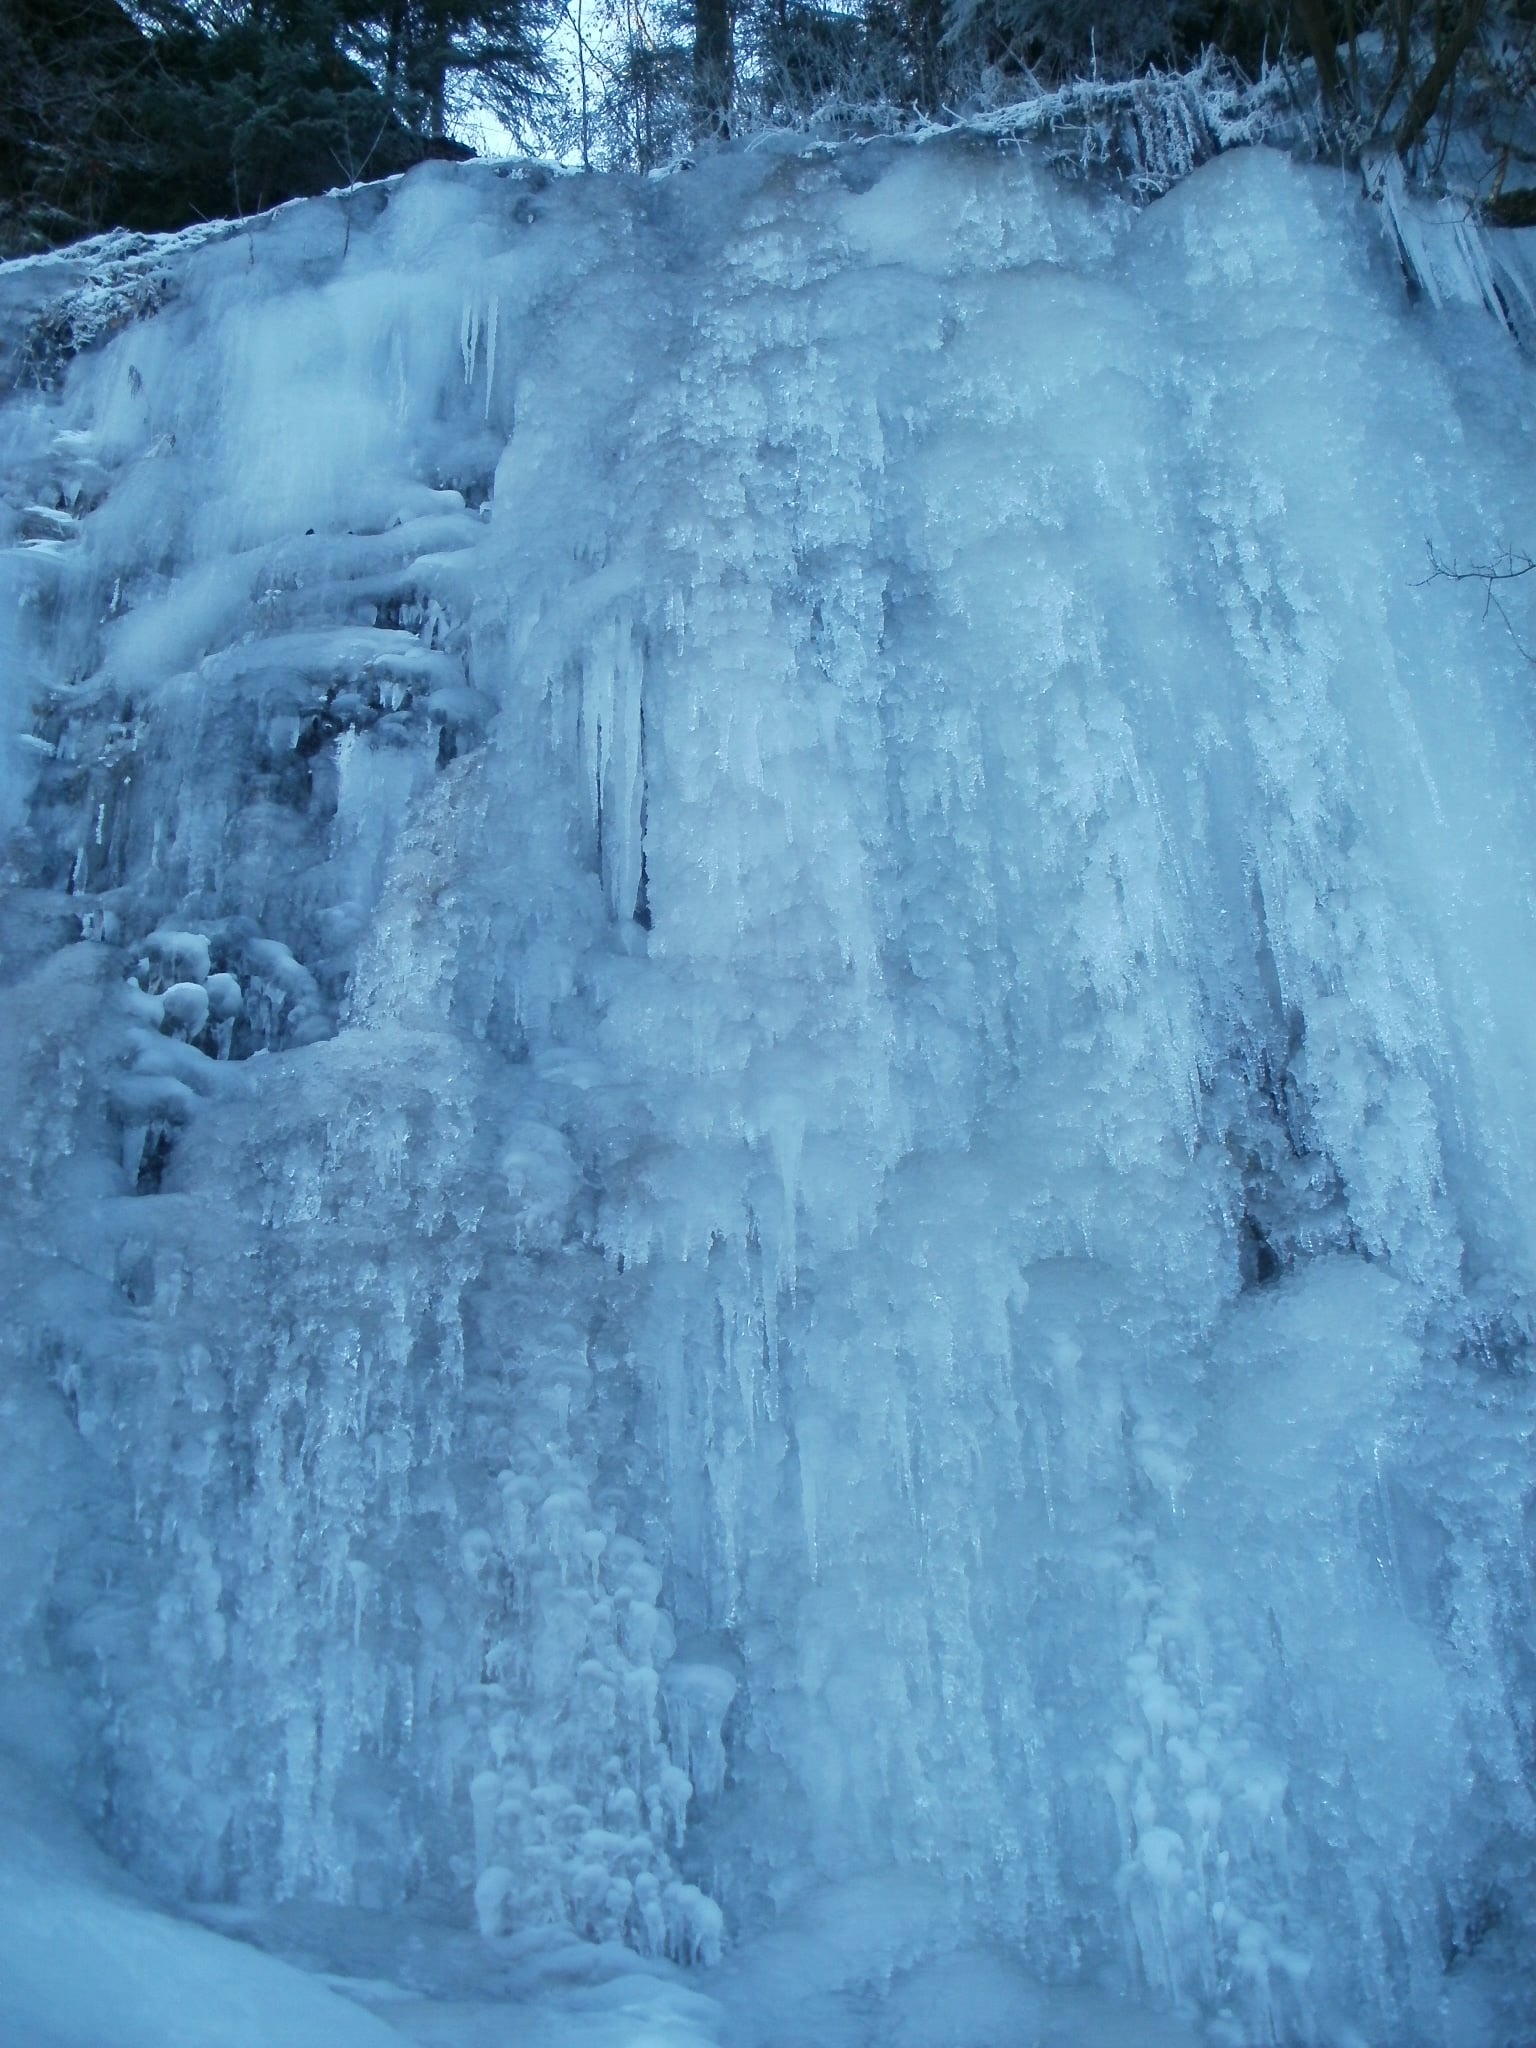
{"left": 3, "top": 0, "right": 1536, "bottom": 252}
{"left": 2, "top": 0, "right": 545, "bottom": 251}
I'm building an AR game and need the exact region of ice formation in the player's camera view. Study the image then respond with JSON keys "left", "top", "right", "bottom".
{"left": 2, "top": 135, "right": 1536, "bottom": 2048}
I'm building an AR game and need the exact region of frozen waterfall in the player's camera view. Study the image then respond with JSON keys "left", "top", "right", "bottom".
{"left": 2, "top": 135, "right": 1535, "bottom": 2048}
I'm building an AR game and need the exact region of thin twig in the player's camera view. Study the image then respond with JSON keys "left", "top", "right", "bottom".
{"left": 1423, "top": 539, "right": 1536, "bottom": 660}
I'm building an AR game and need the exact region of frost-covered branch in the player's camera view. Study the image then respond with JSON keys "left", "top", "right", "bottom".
{"left": 725, "top": 46, "right": 1316, "bottom": 198}
{"left": 929, "top": 49, "right": 1303, "bottom": 196}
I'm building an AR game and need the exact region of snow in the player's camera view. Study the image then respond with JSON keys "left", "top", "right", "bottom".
{"left": 3, "top": 133, "right": 1536, "bottom": 2047}
{"left": 0, "top": 1760, "right": 404, "bottom": 2048}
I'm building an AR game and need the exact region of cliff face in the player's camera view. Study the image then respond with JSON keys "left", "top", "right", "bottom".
{"left": 2, "top": 139, "right": 1535, "bottom": 2047}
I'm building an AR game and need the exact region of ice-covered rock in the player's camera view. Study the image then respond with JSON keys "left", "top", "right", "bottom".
{"left": 2, "top": 134, "right": 1536, "bottom": 2047}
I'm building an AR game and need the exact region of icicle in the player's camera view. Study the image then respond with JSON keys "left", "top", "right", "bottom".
{"left": 460, "top": 299, "right": 479, "bottom": 387}
{"left": 1368, "top": 153, "right": 1510, "bottom": 326}
{"left": 661, "top": 1662, "right": 737, "bottom": 1800}
{"left": 763, "top": 1092, "right": 804, "bottom": 1290}
{"left": 484, "top": 295, "right": 499, "bottom": 420}
{"left": 580, "top": 618, "right": 645, "bottom": 921}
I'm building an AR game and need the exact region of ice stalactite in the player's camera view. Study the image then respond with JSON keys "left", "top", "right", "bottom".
{"left": 579, "top": 615, "right": 647, "bottom": 927}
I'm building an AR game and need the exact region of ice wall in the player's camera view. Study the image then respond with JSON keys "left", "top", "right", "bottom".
{"left": 3, "top": 137, "right": 1536, "bottom": 2047}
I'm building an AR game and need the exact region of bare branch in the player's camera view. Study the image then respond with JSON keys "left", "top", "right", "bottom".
{"left": 1423, "top": 539, "right": 1536, "bottom": 661}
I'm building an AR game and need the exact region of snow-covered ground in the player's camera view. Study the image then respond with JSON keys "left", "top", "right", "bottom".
{"left": 2, "top": 133, "right": 1535, "bottom": 2047}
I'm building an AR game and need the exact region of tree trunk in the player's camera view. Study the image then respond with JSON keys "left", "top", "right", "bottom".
{"left": 1290, "top": 0, "right": 1341, "bottom": 101}
{"left": 692, "top": 0, "right": 732, "bottom": 141}
{"left": 1394, "top": 0, "right": 1488, "bottom": 155}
